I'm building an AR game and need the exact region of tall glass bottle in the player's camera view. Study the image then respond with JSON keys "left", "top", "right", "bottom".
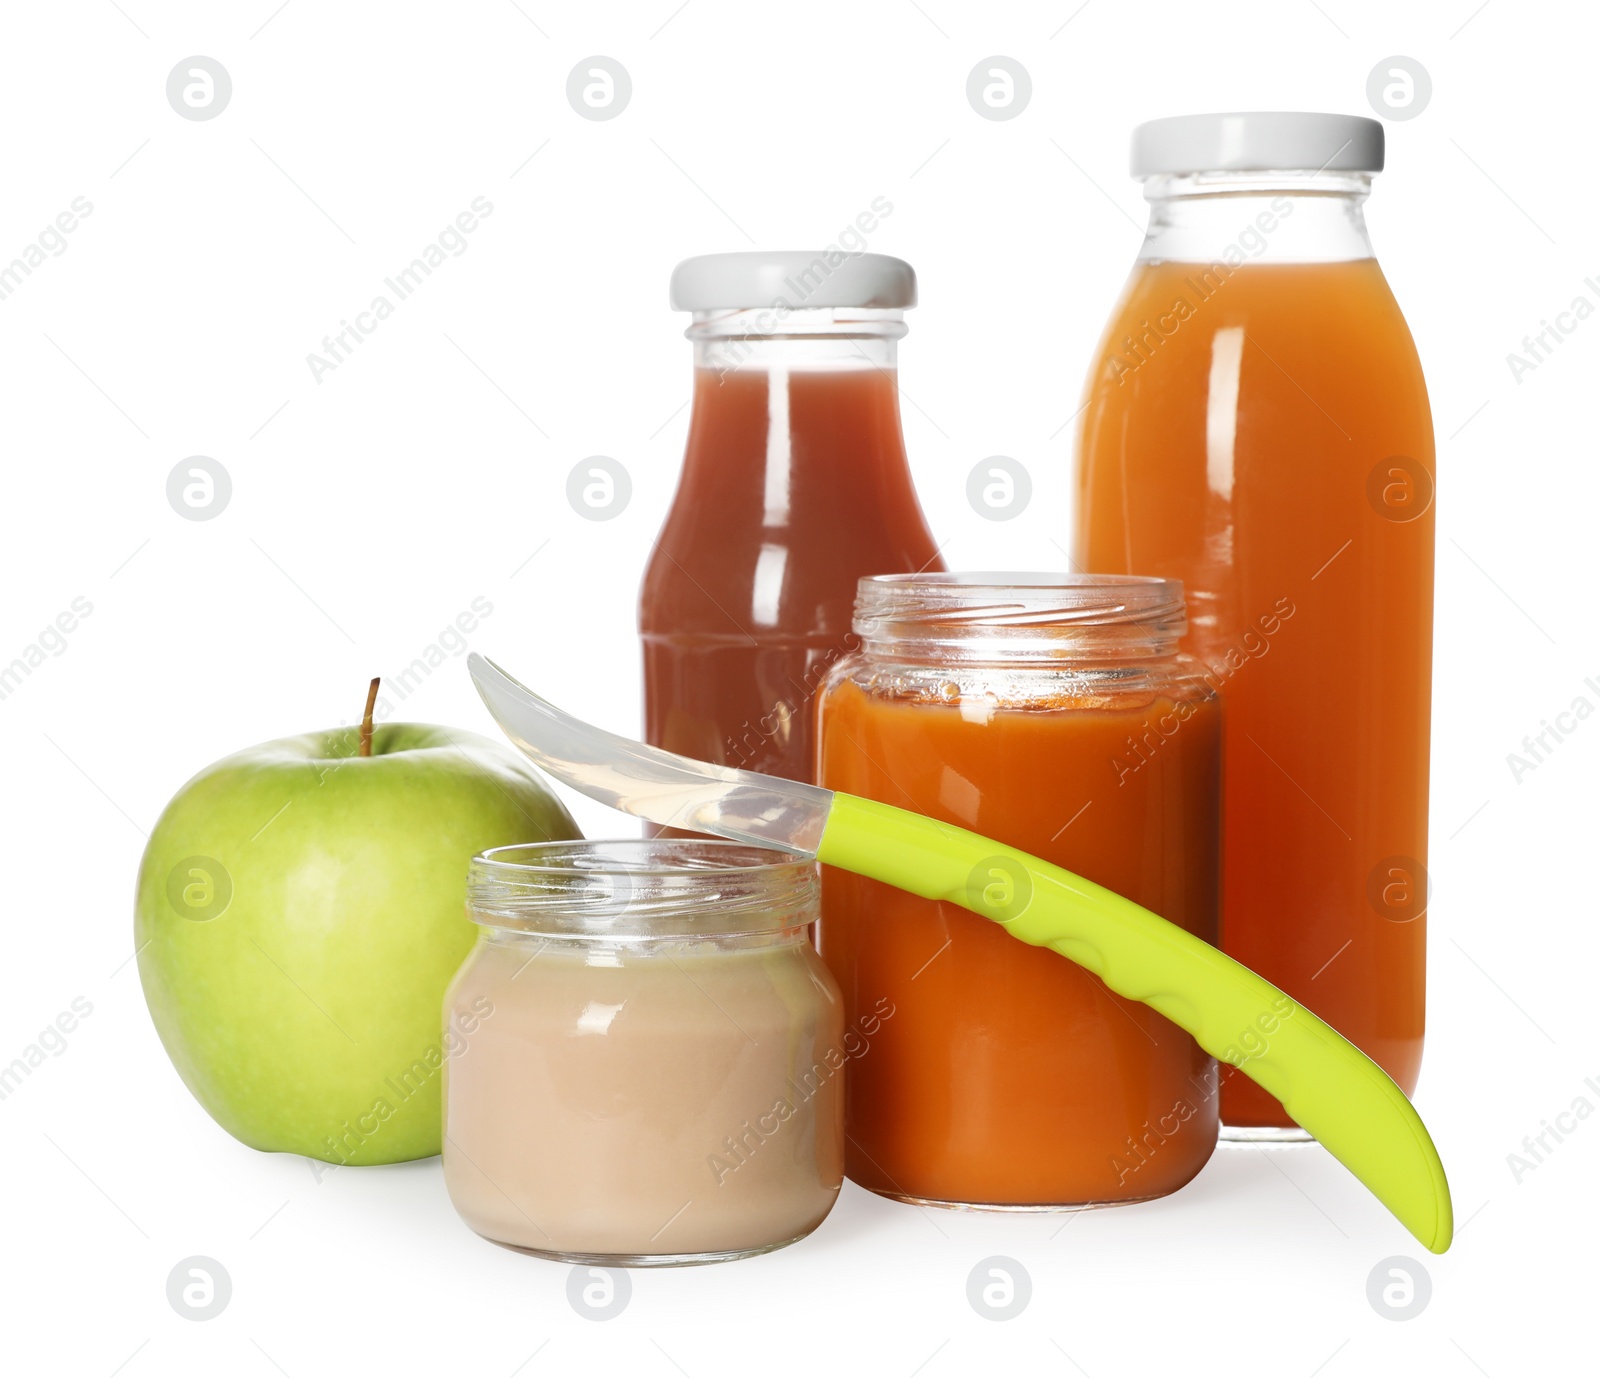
{"left": 641, "top": 252, "right": 943, "bottom": 783}
{"left": 1071, "top": 114, "right": 1435, "bottom": 1134}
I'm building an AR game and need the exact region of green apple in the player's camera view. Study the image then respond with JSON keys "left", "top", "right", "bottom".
{"left": 135, "top": 707, "right": 577, "bottom": 1166}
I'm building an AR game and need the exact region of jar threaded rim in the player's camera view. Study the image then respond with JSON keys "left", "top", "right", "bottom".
{"left": 467, "top": 839, "right": 818, "bottom": 938}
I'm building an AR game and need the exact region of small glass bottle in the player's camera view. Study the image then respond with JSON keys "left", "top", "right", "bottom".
{"left": 442, "top": 839, "right": 846, "bottom": 1266}
{"left": 817, "top": 574, "right": 1221, "bottom": 1207}
{"left": 640, "top": 251, "right": 943, "bottom": 784}
{"left": 1071, "top": 113, "right": 1434, "bottom": 1136}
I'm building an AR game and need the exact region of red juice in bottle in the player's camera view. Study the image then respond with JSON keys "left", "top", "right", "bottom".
{"left": 641, "top": 252, "right": 943, "bottom": 782}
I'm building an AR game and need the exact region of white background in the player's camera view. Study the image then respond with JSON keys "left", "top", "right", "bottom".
{"left": 1, "top": 1, "right": 1594, "bottom": 1374}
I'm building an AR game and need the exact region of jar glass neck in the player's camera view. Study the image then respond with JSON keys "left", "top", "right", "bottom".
{"left": 1137, "top": 171, "right": 1375, "bottom": 265}
{"left": 467, "top": 840, "right": 817, "bottom": 938}
{"left": 854, "top": 574, "right": 1186, "bottom": 667}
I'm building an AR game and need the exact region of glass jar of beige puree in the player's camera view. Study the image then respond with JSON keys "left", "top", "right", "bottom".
{"left": 443, "top": 839, "right": 849, "bottom": 1266}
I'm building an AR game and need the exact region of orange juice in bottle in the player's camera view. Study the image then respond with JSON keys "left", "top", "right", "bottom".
{"left": 1071, "top": 114, "right": 1434, "bottom": 1135}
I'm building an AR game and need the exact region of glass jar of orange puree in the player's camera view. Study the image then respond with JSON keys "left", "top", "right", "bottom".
{"left": 817, "top": 573, "right": 1221, "bottom": 1208}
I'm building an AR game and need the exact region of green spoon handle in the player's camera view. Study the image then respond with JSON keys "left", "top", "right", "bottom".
{"left": 816, "top": 791, "right": 1452, "bottom": 1254}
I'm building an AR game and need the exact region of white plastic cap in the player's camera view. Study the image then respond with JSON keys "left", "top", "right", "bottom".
{"left": 669, "top": 251, "right": 916, "bottom": 311}
{"left": 1130, "top": 112, "right": 1384, "bottom": 178}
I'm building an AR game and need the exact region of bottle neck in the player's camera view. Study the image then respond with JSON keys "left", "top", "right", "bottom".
{"left": 687, "top": 307, "right": 903, "bottom": 378}
{"left": 1137, "top": 171, "right": 1376, "bottom": 265}
{"left": 679, "top": 307, "right": 912, "bottom": 499}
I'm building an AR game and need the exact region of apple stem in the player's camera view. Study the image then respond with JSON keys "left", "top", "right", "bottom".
{"left": 359, "top": 677, "right": 380, "bottom": 757}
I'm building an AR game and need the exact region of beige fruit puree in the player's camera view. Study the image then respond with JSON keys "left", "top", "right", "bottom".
{"left": 442, "top": 840, "right": 846, "bottom": 1264}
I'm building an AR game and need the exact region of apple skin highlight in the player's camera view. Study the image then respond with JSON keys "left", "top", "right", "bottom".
{"left": 134, "top": 723, "right": 579, "bottom": 1165}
